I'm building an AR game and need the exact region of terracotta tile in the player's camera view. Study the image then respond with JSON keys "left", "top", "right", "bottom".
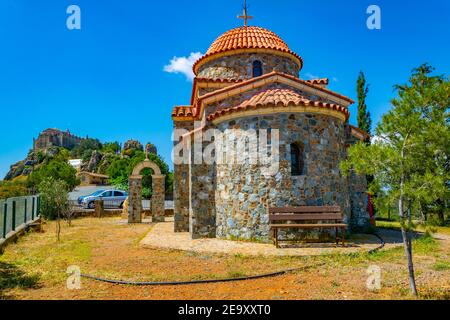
{"left": 207, "top": 89, "right": 350, "bottom": 122}
{"left": 193, "top": 26, "right": 303, "bottom": 74}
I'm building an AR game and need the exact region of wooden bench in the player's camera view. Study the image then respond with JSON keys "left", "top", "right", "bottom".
{"left": 269, "top": 206, "right": 347, "bottom": 248}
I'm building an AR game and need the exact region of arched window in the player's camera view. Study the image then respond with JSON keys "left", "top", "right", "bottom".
{"left": 290, "top": 142, "right": 304, "bottom": 176}
{"left": 252, "top": 60, "right": 263, "bottom": 77}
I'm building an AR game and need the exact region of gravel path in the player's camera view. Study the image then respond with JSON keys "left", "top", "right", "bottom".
{"left": 140, "top": 220, "right": 404, "bottom": 257}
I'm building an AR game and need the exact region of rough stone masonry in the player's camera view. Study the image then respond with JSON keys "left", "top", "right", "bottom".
{"left": 172, "top": 25, "right": 371, "bottom": 242}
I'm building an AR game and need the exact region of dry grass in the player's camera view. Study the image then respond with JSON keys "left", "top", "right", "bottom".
{"left": 0, "top": 217, "right": 449, "bottom": 300}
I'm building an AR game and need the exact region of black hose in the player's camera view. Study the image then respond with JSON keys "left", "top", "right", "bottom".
{"left": 81, "top": 233, "right": 386, "bottom": 286}
{"left": 368, "top": 232, "right": 386, "bottom": 254}
{"left": 81, "top": 268, "right": 301, "bottom": 286}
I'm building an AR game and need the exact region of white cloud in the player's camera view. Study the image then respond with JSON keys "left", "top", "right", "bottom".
{"left": 332, "top": 77, "right": 339, "bottom": 82}
{"left": 371, "top": 134, "right": 389, "bottom": 145}
{"left": 304, "top": 72, "right": 319, "bottom": 80}
{"left": 163, "top": 52, "right": 203, "bottom": 81}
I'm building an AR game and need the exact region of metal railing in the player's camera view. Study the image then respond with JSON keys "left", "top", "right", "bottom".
{"left": 0, "top": 195, "right": 40, "bottom": 240}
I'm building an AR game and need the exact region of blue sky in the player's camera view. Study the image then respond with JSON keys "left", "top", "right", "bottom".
{"left": 0, "top": 0, "right": 449, "bottom": 178}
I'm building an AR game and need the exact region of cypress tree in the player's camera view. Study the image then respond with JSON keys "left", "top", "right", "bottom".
{"left": 356, "top": 71, "right": 372, "bottom": 138}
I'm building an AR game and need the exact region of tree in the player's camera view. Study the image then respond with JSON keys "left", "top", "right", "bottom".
{"left": 38, "top": 177, "right": 71, "bottom": 241}
{"left": 102, "top": 142, "right": 121, "bottom": 155}
{"left": 28, "top": 158, "right": 79, "bottom": 191}
{"left": 70, "top": 138, "right": 103, "bottom": 159}
{"left": 341, "top": 64, "right": 449, "bottom": 296}
{"left": 356, "top": 71, "right": 372, "bottom": 137}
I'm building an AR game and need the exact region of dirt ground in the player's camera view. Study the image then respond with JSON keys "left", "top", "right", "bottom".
{"left": 0, "top": 217, "right": 449, "bottom": 300}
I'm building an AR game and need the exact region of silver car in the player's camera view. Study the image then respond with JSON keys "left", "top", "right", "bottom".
{"left": 80, "top": 189, "right": 128, "bottom": 209}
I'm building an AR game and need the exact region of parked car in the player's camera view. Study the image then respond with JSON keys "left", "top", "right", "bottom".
{"left": 80, "top": 190, "right": 128, "bottom": 209}
{"left": 77, "top": 190, "right": 105, "bottom": 205}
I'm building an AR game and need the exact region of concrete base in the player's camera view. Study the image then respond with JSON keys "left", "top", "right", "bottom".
{"left": 0, "top": 218, "right": 42, "bottom": 254}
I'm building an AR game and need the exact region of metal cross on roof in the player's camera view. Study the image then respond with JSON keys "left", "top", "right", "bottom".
{"left": 237, "top": 0, "right": 253, "bottom": 27}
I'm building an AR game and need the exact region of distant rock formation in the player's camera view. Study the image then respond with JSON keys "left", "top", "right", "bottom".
{"left": 33, "top": 128, "right": 84, "bottom": 152}
{"left": 146, "top": 143, "right": 158, "bottom": 155}
{"left": 123, "top": 140, "right": 143, "bottom": 152}
{"left": 4, "top": 148, "right": 50, "bottom": 180}
{"left": 81, "top": 150, "right": 103, "bottom": 173}
{"left": 4, "top": 130, "right": 161, "bottom": 181}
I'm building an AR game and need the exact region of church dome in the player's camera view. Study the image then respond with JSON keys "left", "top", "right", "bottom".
{"left": 193, "top": 26, "right": 303, "bottom": 75}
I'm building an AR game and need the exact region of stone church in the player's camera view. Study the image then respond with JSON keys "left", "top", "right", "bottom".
{"left": 172, "top": 24, "right": 371, "bottom": 242}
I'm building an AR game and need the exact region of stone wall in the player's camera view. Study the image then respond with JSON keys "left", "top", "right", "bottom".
{"left": 214, "top": 113, "right": 352, "bottom": 242}
{"left": 173, "top": 122, "right": 194, "bottom": 232}
{"left": 197, "top": 53, "right": 300, "bottom": 80}
{"left": 348, "top": 172, "right": 371, "bottom": 232}
{"left": 345, "top": 126, "right": 371, "bottom": 232}
{"left": 188, "top": 126, "right": 217, "bottom": 239}
{"left": 128, "top": 177, "right": 143, "bottom": 223}
{"left": 151, "top": 175, "right": 166, "bottom": 223}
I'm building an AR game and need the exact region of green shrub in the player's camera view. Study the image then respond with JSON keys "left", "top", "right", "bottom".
{"left": 28, "top": 159, "right": 79, "bottom": 191}
{"left": 0, "top": 177, "right": 29, "bottom": 199}
{"left": 38, "top": 177, "right": 70, "bottom": 221}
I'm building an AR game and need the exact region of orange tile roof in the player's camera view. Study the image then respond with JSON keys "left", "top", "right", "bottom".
{"left": 78, "top": 172, "right": 109, "bottom": 179}
{"left": 190, "top": 77, "right": 245, "bottom": 105}
{"left": 349, "top": 125, "right": 371, "bottom": 140}
{"left": 207, "top": 88, "right": 350, "bottom": 122}
{"left": 198, "top": 71, "right": 354, "bottom": 104}
{"left": 193, "top": 26, "right": 303, "bottom": 74}
{"left": 172, "top": 106, "right": 195, "bottom": 119}
{"left": 173, "top": 72, "right": 354, "bottom": 122}
{"left": 305, "top": 78, "right": 329, "bottom": 86}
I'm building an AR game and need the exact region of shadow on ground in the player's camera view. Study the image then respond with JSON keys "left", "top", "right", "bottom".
{"left": 277, "top": 229, "right": 420, "bottom": 249}
{"left": 0, "top": 261, "right": 41, "bottom": 299}
{"left": 377, "top": 228, "right": 423, "bottom": 245}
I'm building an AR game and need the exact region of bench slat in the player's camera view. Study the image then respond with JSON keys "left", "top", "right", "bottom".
{"left": 270, "top": 223, "right": 347, "bottom": 228}
{"left": 269, "top": 206, "right": 341, "bottom": 214}
{"left": 269, "top": 214, "right": 342, "bottom": 221}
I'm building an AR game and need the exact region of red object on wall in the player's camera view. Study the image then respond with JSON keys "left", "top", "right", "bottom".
{"left": 368, "top": 194, "right": 375, "bottom": 226}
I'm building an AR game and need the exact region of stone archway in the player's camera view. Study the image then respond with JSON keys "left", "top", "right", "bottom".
{"left": 128, "top": 159, "right": 165, "bottom": 223}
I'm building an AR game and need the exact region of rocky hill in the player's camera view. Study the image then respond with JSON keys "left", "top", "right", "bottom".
{"left": 4, "top": 129, "right": 159, "bottom": 181}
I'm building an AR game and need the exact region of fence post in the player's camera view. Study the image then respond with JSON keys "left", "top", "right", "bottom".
{"left": 94, "top": 199, "right": 104, "bottom": 218}
{"left": 2, "top": 203, "right": 7, "bottom": 239}
{"left": 37, "top": 196, "right": 40, "bottom": 217}
{"left": 12, "top": 201, "right": 16, "bottom": 231}
{"left": 32, "top": 197, "right": 35, "bottom": 220}
{"left": 24, "top": 198, "right": 28, "bottom": 224}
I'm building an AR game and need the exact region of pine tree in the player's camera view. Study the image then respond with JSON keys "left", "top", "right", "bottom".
{"left": 341, "top": 64, "right": 450, "bottom": 296}
{"left": 356, "top": 71, "right": 372, "bottom": 137}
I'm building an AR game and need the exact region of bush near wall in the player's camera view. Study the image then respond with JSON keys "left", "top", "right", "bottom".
{"left": 0, "top": 176, "right": 30, "bottom": 199}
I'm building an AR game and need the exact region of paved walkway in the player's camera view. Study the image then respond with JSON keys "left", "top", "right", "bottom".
{"left": 140, "top": 220, "right": 405, "bottom": 257}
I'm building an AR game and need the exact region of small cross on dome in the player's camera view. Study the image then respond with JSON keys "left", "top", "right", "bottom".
{"left": 237, "top": 0, "right": 253, "bottom": 27}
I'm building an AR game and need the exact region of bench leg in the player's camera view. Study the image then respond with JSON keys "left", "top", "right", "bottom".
{"left": 342, "top": 228, "right": 346, "bottom": 247}
{"left": 274, "top": 228, "right": 279, "bottom": 248}
{"left": 335, "top": 227, "right": 339, "bottom": 247}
